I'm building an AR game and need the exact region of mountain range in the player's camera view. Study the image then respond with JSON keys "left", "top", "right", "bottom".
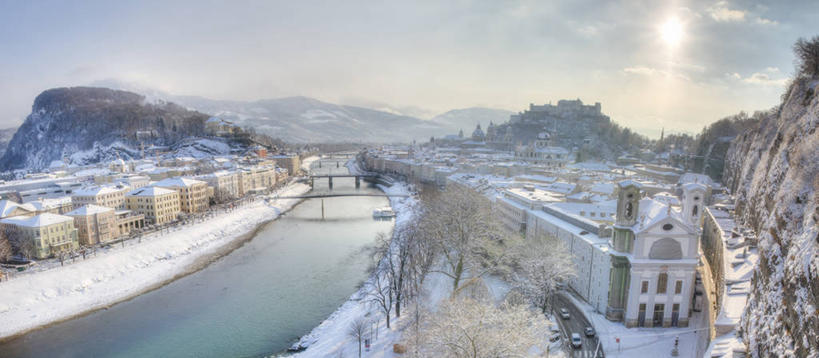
{"left": 91, "top": 79, "right": 513, "bottom": 143}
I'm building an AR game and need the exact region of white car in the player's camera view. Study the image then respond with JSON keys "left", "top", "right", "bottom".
{"left": 571, "top": 333, "right": 582, "bottom": 348}
{"left": 560, "top": 308, "right": 570, "bottom": 319}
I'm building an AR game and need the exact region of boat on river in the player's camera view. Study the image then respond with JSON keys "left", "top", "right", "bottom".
{"left": 372, "top": 207, "right": 395, "bottom": 218}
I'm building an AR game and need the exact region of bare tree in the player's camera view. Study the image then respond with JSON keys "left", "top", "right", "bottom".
{"left": 419, "top": 185, "right": 518, "bottom": 294}
{"left": 366, "top": 265, "right": 394, "bottom": 328}
{"left": 511, "top": 236, "right": 576, "bottom": 314}
{"left": 0, "top": 235, "right": 11, "bottom": 262}
{"left": 2, "top": 225, "right": 35, "bottom": 259}
{"left": 347, "top": 317, "right": 368, "bottom": 358}
{"left": 405, "top": 297, "right": 550, "bottom": 358}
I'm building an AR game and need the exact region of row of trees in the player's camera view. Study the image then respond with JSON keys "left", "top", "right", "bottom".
{"left": 351, "top": 184, "right": 575, "bottom": 357}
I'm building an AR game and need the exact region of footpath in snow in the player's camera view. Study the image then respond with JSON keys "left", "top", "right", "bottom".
{"left": 0, "top": 182, "right": 311, "bottom": 340}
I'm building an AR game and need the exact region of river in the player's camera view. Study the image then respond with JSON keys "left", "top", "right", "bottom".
{"left": 0, "top": 158, "right": 393, "bottom": 357}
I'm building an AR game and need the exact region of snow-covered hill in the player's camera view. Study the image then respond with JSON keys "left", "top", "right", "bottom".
{"left": 723, "top": 76, "right": 819, "bottom": 357}
{"left": 0, "top": 87, "right": 213, "bottom": 171}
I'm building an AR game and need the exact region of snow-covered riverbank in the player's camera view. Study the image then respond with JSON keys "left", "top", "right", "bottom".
{"left": 0, "top": 182, "right": 311, "bottom": 341}
{"left": 290, "top": 178, "right": 416, "bottom": 357}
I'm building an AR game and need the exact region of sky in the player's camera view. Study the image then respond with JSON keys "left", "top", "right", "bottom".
{"left": 0, "top": 0, "right": 817, "bottom": 137}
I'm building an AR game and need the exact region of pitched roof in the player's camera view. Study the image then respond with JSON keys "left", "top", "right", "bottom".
{"left": 0, "top": 200, "right": 31, "bottom": 218}
{"left": 0, "top": 213, "right": 73, "bottom": 227}
{"left": 153, "top": 177, "right": 206, "bottom": 188}
{"left": 72, "top": 185, "right": 125, "bottom": 197}
{"left": 127, "top": 186, "right": 176, "bottom": 197}
{"left": 66, "top": 204, "right": 115, "bottom": 216}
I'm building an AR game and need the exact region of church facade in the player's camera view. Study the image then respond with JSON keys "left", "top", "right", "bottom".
{"left": 605, "top": 180, "right": 706, "bottom": 327}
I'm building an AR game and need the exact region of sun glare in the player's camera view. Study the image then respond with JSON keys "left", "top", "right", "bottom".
{"left": 660, "top": 17, "right": 684, "bottom": 47}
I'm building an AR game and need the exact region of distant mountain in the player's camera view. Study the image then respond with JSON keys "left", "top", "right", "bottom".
{"left": 430, "top": 107, "right": 514, "bottom": 135}
{"left": 0, "top": 87, "right": 218, "bottom": 171}
{"left": 90, "top": 79, "right": 449, "bottom": 143}
{"left": 0, "top": 127, "right": 17, "bottom": 158}
{"left": 169, "top": 95, "right": 447, "bottom": 143}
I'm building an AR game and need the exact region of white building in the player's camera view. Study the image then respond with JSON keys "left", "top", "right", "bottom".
{"left": 606, "top": 181, "right": 702, "bottom": 328}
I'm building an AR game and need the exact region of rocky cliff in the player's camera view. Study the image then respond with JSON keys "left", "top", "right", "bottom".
{"left": 0, "top": 87, "right": 210, "bottom": 171}
{"left": 723, "top": 76, "right": 819, "bottom": 356}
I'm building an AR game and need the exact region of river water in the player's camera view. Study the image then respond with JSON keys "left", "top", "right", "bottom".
{"left": 0, "top": 158, "right": 393, "bottom": 357}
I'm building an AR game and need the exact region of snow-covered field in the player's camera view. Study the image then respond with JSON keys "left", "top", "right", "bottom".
{"left": 0, "top": 182, "right": 311, "bottom": 340}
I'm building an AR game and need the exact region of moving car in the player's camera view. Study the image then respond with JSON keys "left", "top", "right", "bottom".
{"left": 584, "top": 326, "right": 596, "bottom": 337}
{"left": 571, "top": 333, "right": 582, "bottom": 348}
{"left": 560, "top": 308, "right": 570, "bottom": 319}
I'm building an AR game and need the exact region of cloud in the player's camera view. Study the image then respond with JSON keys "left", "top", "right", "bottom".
{"left": 622, "top": 66, "right": 690, "bottom": 81}
{"left": 705, "top": 1, "right": 777, "bottom": 25}
{"left": 706, "top": 1, "right": 746, "bottom": 22}
{"left": 727, "top": 71, "right": 786, "bottom": 86}
{"left": 755, "top": 17, "right": 777, "bottom": 25}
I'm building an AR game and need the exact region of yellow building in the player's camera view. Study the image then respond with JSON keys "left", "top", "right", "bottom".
{"left": 71, "top": 185, "right": 129, "bottom": 210}
{"left": 154, "top": 177, "right": 209, "bottom": 213}
{"left": 0, "top": 213, "right": 79, "bottom": 259}
{"left": 125, "top": 187, "right": 181, "bottom": 225}
{"left": 65, "top": 205, "right": 118, "bottom": 245}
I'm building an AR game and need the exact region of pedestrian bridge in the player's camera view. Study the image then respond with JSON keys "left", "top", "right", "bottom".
{"left": 273, "top": 193, "right": 409, "bottom": 200}
{"left": 306, "top": 173, "right": 384, "bottom": 188}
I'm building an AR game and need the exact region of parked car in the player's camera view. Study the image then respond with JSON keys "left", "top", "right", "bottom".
{"left": 549, "top": 332, "right": 561, "bottom": 342}
{"left": 560, "top": 308, "right": 570, "bottom": 319}
{"left": 584, "top": 326, "right": 596, "bottom": 337}
{"left": 549, "top": 323, "right": 560, "bottom": 333}
{"left": 571, "top": 333, "right": 582, "bottom": 348}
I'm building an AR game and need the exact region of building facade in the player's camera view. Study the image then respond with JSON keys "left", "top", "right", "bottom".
{"left": 66, "top": 205, "right": 118, "bottom": 245}
{"left": 154, "top": 178, "right": 209, "bottom": 213}
{"left": 0, "top": 213, "right": 79, "bottom": 259}
{"left": 606, "top": 181, "right": 702, "bottom": 328}
{"left": 125, "top": 187, "right": 181, "bottom": 225}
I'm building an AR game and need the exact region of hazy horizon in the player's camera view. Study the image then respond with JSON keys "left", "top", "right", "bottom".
{"left": 1, "top": 0, "right": 818, "bottom": 137}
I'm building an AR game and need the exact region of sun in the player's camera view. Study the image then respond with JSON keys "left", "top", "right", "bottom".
{"left": 660, "top": 17, "right": 684, "bottom": 47}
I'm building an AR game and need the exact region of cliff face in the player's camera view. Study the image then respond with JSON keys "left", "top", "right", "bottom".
{"left": 723, "top": 77, "right": 819, "bottom": 357}
{"left": 0, "top": 87, "right": 209, "bottom": 171}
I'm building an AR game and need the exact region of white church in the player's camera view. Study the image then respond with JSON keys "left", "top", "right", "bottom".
{"left": 605, "top": 180, "right": 706, "bottom": 327}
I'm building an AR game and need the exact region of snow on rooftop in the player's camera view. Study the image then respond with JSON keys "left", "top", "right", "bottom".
{"left": 66, "top": 204, "right": 115, "bottom": 216}
{"left": 72, "top": 185, "right": 126, "bottom": 197}
{"left": 153, "top": 177, "right": 206, "bottom": 188}
{"left": 0, "top": 212, "right": 73, "bottom": 227}
{"left": 127, "top": 186, "right": 176, "bottom": 197}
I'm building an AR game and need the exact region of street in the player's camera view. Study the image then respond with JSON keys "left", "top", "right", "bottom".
{"left": 553, "top": 293, "right": 604, "bottom": 358}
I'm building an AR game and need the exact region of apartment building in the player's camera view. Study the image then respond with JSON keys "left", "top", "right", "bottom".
{"left": 66, "top": 205, "right": 118, "bottom": 245}
{"left": 153, "top": 178, "right": 209, "bottom": 213}
{"left": 0, "top": 213, "right": 79, "bottom": 259}
{"left": 125, "top": 187, "right": 181, "bottom": 225}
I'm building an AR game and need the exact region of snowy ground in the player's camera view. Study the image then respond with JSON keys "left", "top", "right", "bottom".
{"left": 562, "top": 292, "right": 707, "bottom": 358}
{"left": 0, "top": 182, "right": 311, "bottom": 340}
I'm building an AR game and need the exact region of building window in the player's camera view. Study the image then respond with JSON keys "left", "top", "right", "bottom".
{"left": 657, "top": 273, "right": 668, "bottom": 294}
{"left": 641, "top": 281, "right": 648, "bottom": 293}
{"left": 675, "top": 280, "right": 683, "bottom": 294}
